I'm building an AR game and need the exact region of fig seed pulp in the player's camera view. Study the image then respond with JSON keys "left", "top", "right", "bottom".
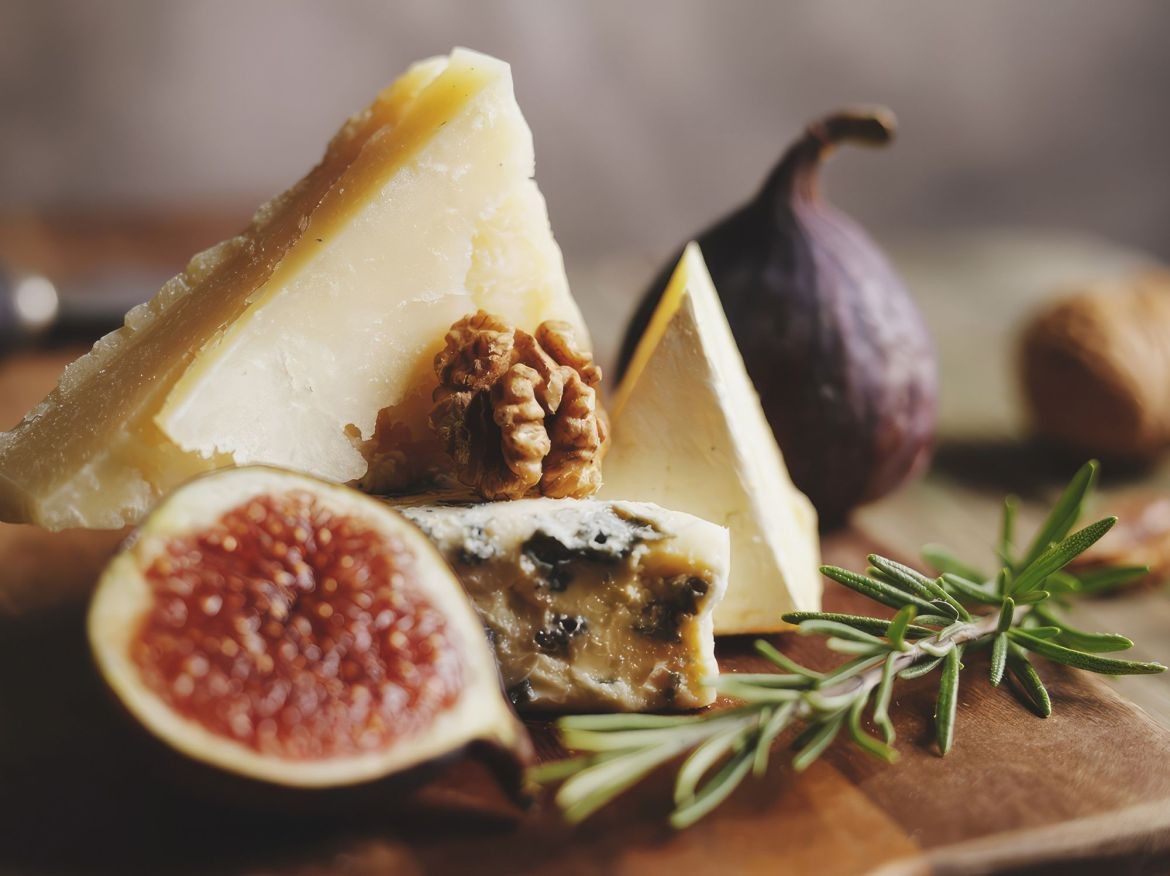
{"left": 132, "top": 491, "right": 464, "bottom": 760}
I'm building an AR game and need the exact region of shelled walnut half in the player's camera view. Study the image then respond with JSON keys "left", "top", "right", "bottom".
{"left": 430, "top": 311, "right": 608, "bottom": 500}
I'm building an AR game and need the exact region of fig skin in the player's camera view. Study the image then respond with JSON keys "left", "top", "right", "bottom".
{"left": 91, "top": 658, "right": 532, "bottom": 819}
{"left": 87, "top": 466, "right": 533, "bottom": 803}
{"left": 618, "top": 108, "right": 937, "bottom": 527}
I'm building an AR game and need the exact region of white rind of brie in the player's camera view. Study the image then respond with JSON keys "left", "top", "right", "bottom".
{"left": 600, "top": 243, "right": 822, "bottom": 633}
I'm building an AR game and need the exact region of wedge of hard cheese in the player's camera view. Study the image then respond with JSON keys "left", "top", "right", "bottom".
{"left": 0, "top": 49, "right": 586, "bottom": 530}
{"left": 600, "top": 243, "right": 821, "bottom": 634}
{"left": 398, "top": 498, "right": 728, "bottom": 711}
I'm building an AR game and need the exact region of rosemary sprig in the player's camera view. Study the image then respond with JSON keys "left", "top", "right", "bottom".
{"left": 530, "top": 461, "right": 1167, "bottom": 827}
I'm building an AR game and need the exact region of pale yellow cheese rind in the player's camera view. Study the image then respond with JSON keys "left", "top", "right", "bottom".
{"left": 0, "top": 49, "right": 586, "bottom": 529}
{"left": 600, "top": 243, "right": 822, "bottom": 633}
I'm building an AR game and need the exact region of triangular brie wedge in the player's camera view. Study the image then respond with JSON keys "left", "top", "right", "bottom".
{"left": 0, "top": 49, "right": 586, "bottom": 530}
{"left": 599, "top": 243, "right": 821, "bottom": 633}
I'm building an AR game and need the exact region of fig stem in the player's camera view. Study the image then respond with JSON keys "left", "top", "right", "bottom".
{"left": 762, "top": 106, "right": 897, "bottom": 203}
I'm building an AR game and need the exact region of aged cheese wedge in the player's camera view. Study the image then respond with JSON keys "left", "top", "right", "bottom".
{"left": 600, "top": 243, "right": 821, "bottom": 634}
{"left": 398, "top": 498, "right": 728, "bottom": 711}
{"left": 0, "top": 49, "right": 586, "bottom": 530}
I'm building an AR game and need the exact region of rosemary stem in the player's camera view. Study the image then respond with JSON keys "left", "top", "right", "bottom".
{"left": 796, "top": 608, "right": 1021, "bottom": 717}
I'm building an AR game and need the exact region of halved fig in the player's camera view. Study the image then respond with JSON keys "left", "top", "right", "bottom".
{"left": 88, "top": 466, "right": 531, "bottom": 792}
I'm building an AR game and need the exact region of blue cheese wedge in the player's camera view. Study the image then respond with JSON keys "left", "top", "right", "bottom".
{"left": 600, "top": 243, "right": 822, "bottom": 634}
{"left": 397, "top": 498, "right": 728, "bottom": 711}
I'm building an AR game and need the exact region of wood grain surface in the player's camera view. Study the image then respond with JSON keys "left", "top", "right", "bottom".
{"left": 0, "top": 519, "right": 1168, "bottom": 876}
{"left": 2, "top": 398, "right": 1169, "bottom": 876}
{"left": 2, "top": 223, "right": 1170, "bottom": 874}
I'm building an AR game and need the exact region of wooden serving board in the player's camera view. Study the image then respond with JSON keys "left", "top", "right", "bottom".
{"left": 1, "top": 520, "right": 1169, "bottom": 876}
{"left": 3, "top": 229, "right": 1170, "bottom": 874}
{"left": 1, "top": 359, "right": 1169, "bottom": 876}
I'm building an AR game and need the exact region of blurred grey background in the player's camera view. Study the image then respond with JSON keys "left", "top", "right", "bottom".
{"left": 2, "top": 0, "right": 1168, "bottom": 261}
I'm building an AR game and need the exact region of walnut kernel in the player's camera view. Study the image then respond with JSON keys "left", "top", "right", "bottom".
{"left": 429, "top": 311, "right": 607, "bottom": 499}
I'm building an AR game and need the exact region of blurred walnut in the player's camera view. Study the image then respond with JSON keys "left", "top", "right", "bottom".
{"left": 1020, "top": 271, "right": 1170, "bottom": 460}
{"left": 429, "top": 311, "right": 608, "bottom": 500}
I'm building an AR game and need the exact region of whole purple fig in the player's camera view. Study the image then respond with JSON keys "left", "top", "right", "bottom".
{"left": 618, "top": 108, "right": 937, "bottom": 527}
